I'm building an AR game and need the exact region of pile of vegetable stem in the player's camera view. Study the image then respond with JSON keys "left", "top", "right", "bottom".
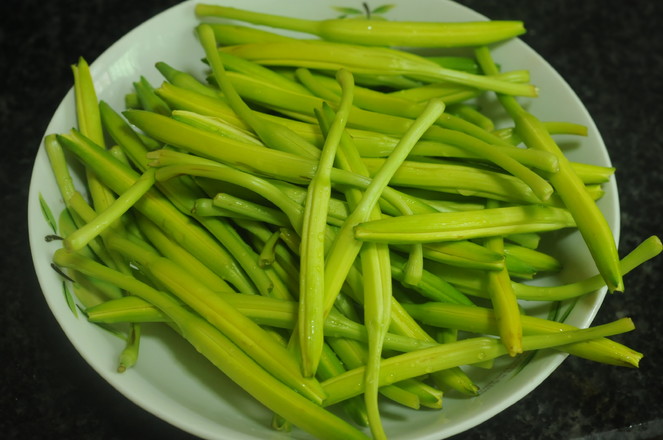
{"left": 40, "top": 3, "right": 662, "bottom": 440}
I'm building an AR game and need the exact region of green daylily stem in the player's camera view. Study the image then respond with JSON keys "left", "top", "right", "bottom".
{"left": 293, "top": 68, "right": 557, "bottom": 196}
{"left": 321, "top": 99, "right": 446, "bottom": 317}
{"left": 66, "top": 233, "right": 328, "bottom": 405}
{"left": 427, "top": 236, "right": 662, "bottom": 301}
{"left": 134, "top": 214, "right": 235, "bottom": 294}
{"left": 148, "top": 151, "right": 305, "bottom": 231}
{"left": 354, "top": 205, "right": 576, "bottom": 244}
{"left": 221, "top": 40, "right": 537, "bottom": 97}
{"left": 258, "top": 229, "right": 281, "bottom": 267}
{"left": 195, "top": 3, "right": 526, "bottom": 47}
{"left": 53, "top": 249, "right": 367, "bottom": 440}
{"left": 317, "top": 102, "right": 475, "bottom": 401}
{"left": 321, "top": 318, "right": 635, "bottom": 406}
{"left": 213, "top": 193, "right": 291, "bottom": 227}
{"left": 484, "top": 201, "right": 523, "bottom": 357}
{"left": 361, "top": 158, "right": 548, "bottom": 205}
{"left": 172, "top": 110, "right": 262, "bottom": 146}
{"left": 117, "top": 323, "right": 141, "bottom": 373}
{"left": 475, "top": 45, "right": 622, "bottom": 292}
{"left": 63, "top": 168, "right": 156, "bottom": 251}
{"left": 56, "top": 129, "right": 255, "bottom": 293}
{"left": 133, "top": 76, "right": 171, "bottom": 115}
{"left": 86, "top": 294, "right": 438, "bottom": 354}
{"left": 197, "top": 24, "right": 320, "bottom": 160}
{"left": 298, "top": 69, "right": 355, "bottom": 377}
{"left": 513, "top": 236, "right": 662, "bottom": 301}
{"left": 401, "top": 301, "right": 642, "bottom": 368}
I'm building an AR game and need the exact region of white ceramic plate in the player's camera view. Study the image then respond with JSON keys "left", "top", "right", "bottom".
{"left": 28, "top": 0, "right": 619, "bottom": 439}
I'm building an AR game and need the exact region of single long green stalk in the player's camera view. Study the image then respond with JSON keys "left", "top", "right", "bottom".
{"left": 321, "top": 318, "right": 635, "bottom": 406}
{"left": 401, "top": 301, "right": 642, "bottom": 367}
{"left": 71, "top": 58, "right": 105, "bottom": 146}
{"left": 44, "top": 135, "right": 77, "bottom": 203}
{"left": 191, "top": 198, "right": 258, "bottom": 221}
{"left": 516, "top": 109, "right": 622, "bottom": 291}
{"left": 358, "top": 237, "right": 391, "bottom": 440}
{"left": 354, "top": 205, "right": 576, "bottom": 244}
{"left": 298, "top": 69, "right": 355, "bottom": 377}
{"left": 513, "top": 236, "right": 662, "bottom": 300}
{"left": 389, "top": 81, "right": 481, "bottom": 102}
{"left": 221, "top": 40, "right": 537, "bottom": 97}
{"left": 504, "top": 243, "right": 562, "bottom": 274}
{"left": 71, "top": 57, "right": 118, "bottom": 218}
{"left": 568, "top": 162, "right": 615, "bottom": 185}
{"left": 195, "top": 4, "right": 526, "bottom": 48}
{"left": 156, "top": 61, "right": 219, "bottom": 98}
{"left": 449, "top": 103, "right": 494, "bottom": 131}
{"left": 484, "top": 201, "right": 523, "bottom": 357}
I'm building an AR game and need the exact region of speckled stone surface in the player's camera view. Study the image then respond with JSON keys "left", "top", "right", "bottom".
{"left": 1, "top": 1, "right": 661, "bottom": 439}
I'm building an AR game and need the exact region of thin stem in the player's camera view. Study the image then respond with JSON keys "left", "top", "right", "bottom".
{"left": 298, "top": 69, "right": 355, "bottom": 377}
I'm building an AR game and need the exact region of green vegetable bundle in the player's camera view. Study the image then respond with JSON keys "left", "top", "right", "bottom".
{"left": 40, "top": 3, "right": 661, "bottom": 440}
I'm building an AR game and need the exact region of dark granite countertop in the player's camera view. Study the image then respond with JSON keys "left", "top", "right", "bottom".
{"left": 1, "top": 0, "right": 661, "bottom": 439}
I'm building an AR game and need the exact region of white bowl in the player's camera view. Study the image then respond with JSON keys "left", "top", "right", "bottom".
{"left": 27, "top": 1, "right": 619, "bottom": 439}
